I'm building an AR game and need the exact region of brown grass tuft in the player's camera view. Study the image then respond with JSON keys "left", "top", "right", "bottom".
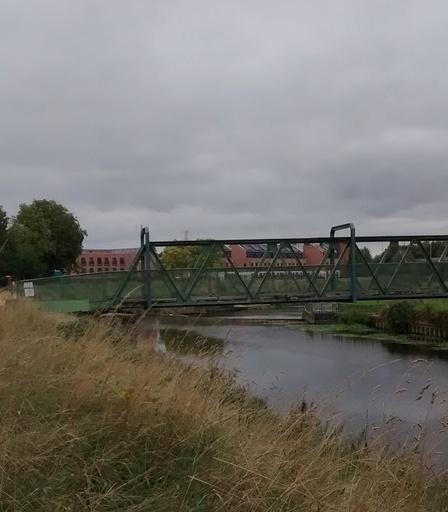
{"left": 0, "top": 301, "right": 447, "bottom": 511}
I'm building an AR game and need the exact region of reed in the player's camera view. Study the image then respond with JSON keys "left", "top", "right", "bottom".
{"left": 0, "top": 301, "right": 447, "bottom": 511}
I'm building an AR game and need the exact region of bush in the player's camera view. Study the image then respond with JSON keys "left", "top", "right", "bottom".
{"left": 339, "top": 310, "right": 371, "bottom": 326}
{"left": 383, "top": 301, "right": 416, "bottom": 334}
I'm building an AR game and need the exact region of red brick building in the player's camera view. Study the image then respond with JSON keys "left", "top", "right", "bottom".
{"left": 76, "top": 248, "right": 138, "bottom": 274}
{"left": 223, "top": 243, "right": 328, "bottom": 268}
{"left": 75, "top": 242, "right": 340, "bottom": 274}
{"left": 303, "top": 243, "right": 327, "bottom": 265}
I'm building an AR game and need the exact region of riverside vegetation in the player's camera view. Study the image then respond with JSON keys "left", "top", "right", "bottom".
{"left": 1, "top": 303, "right": 448, "bottom": 511}
{"left": 303, "top": 299, "right": 448, "bottom": 343}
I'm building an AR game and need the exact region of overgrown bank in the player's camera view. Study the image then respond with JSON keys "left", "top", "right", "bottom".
{"left": 1, "top": 303, "right": 448, "bottom": 511}
{"left": 303, "top": 299, "right": 448, "bottom": 347}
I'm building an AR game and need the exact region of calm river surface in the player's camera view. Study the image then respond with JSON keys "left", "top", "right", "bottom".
{"left": 142, "top": 311, "right": 448, "bottom": 458}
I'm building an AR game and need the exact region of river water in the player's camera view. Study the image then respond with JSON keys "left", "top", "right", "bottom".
{"left": 142, "top": 311, "right": 448, "bottom": 460}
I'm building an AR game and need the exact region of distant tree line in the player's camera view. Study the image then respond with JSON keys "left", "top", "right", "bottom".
{"left": 341, "top": 242, "right": 445, "bottom": 267}
{"left": 0, "top": 200, "right": 86, "bottom": 280}
{"left": 160, "top": 244, "right": 223, "bottom": 269}
{"left": 372, "top": 241, "right": 445, "bottom": 263}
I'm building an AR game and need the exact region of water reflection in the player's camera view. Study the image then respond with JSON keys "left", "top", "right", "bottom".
{"left": 381, "top": 338, "right": 448, "bottom": 360}
{"left": 141, "top": 314, "right": 448, "bottom": 460}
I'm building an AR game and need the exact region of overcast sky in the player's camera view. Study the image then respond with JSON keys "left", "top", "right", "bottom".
{"left": 2, "top": 1, "right": 448, "bottom": 247}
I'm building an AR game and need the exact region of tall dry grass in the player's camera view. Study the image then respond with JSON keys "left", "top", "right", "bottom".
{"left": 0, "top": 302, "right": 447, "bottom": 511}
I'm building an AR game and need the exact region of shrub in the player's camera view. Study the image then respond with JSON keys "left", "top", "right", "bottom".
{"left": 383, "top": 301, "right": 416, "bottom": 334}
{"left": 339, "top": 310, "right": 371, "bottom": 326}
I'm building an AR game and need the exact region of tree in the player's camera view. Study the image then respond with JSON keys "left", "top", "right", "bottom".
{"left": 0, "top": 206, "right": 10, "bottom": 277}
{"left": 0, "top": 205, "right": 7, "bottom": 253}
{"left": 359, "top": 247, "right": 373, "bottom": 263}
{"left": 160, "top": 244, "right": 224, "bottom": 269}
{"left": 384, "top": 301, "right": 416, "bottom": 334}
{"left": 372, "top": 240, "right": 448, "bottom": 264}
{"left": 4, "top": 224, "right": 45, "bottom": 279}
{"left": 373, "top": 241, "right": 401, "bottom": 263}
{"left": 12, "top": 200, "right": 86, "bottom": 277}
{"left": 420, "top": 241, "right": 446, "bottom": 259}
{"left": 0, "top": 205, "right": 7, "bottom": 241}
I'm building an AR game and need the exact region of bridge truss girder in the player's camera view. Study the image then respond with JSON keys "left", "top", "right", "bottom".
{"left": 113, "top": 224, "right": 448, "bottom": 309}
{"left": 17, "top": 224, "right": 448, "bottom": 312}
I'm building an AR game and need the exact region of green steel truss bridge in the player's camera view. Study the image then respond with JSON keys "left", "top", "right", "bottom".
{"left": 18, "top": 224, "right": 448, "bottom": 313}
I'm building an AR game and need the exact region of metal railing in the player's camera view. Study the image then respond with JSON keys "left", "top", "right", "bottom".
{"left": 16, "top": 224, "right": 448, "bottom": 312}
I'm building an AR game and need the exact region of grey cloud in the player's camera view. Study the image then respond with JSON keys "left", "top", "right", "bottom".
{"left": 2, "top": 0, "right": 448, "bottom": 247}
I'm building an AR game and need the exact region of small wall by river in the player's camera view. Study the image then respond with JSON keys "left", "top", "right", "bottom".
{"left": 371, "top": 315, "right": 448, "bottom": 342}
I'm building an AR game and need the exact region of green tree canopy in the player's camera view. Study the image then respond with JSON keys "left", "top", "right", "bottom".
{"left": 373, "top": 241, "right": 401, "bottom": 263}
{"left": 359, "top": 246, "right": 373, "bottom": 263}
{"left": 160, "top": 244, "right": 223, "bottom": 269}
{"left": 373, "top": 241, "right": 448, "bottom": 264}
{"left": 4, "top": 224, "right": 45, "bottom": 279}
{"left": 0, "top": 205, "right": 7, "bottom": 242}
{"left": 11, "top": 200, "right": 86, "bottom": 277}
{"left": 0, "top": 205, "right": 8, "bottom": 254}
{"left": 0, "top": 206, "right": 10, "bottom": 277}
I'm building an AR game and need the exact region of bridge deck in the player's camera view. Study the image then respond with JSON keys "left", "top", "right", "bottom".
{"left": 17, "top": 225, "right": 448, "bottom": 312}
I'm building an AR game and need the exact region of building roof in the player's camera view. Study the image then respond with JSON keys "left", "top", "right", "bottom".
{"left": 224, "top": 243, "right": 303, "bottom": 258}
{"left": 80, "top": 248, "right": 138, "bottom": 255}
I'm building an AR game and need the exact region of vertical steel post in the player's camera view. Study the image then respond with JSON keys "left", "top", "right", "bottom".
{"left": 329, "top": 239, "right": 336, "bottom": 293}
{"left": 350, "top": 227, "right": 357, "bottom": 302}
{"left": 330, "top": 223, "right": 356, "bottom": 302}
{"left": 142, "top": 227, "right": 151, "bottom": 307}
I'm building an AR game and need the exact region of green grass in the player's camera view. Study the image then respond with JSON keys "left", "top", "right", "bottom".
{"left": 306, "top": 322, "right": 377, "bottom": 336}
{"left": 342, "top": 298, "right": 448, "bottom": 314}
{"left": 322, "top": 299, "right": 448, "bottom": 344}
{"left": 415, "top": 298, "right": 448, "bottom": 312}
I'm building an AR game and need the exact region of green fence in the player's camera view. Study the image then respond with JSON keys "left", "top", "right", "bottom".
{"left": 17, "top": 271, "right": 145, "bottom": 312}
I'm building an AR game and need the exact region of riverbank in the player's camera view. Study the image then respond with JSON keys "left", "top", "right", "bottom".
{"left": 298, "top": 321, "right": 448, "bottom": 354}
{"left": 298, "top": 299, "right": 448, "bottom": 350}
{"left": 1, "top": 302, "right": 448, "bottom": 510}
